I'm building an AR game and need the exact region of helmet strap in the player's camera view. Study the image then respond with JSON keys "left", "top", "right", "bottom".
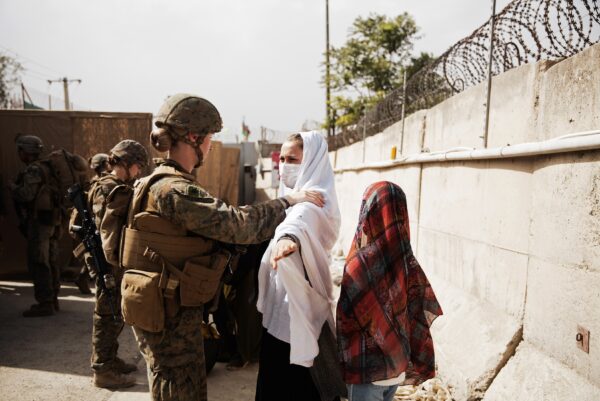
{"left": 180, "top": 132, "right": 204, "bottom": 168}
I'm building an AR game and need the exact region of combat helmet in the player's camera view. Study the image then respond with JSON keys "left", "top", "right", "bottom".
{"left": 109, "top": 140, "right": 149, "bottom": 167}
{"left": 154, "top": 93, "right": 223, "bottom": 136}
{"left": 15, "top": 134, "right": 44, "bottom": 155}
{"left": 89, "top": 153, "right": 110, "bottom": 170}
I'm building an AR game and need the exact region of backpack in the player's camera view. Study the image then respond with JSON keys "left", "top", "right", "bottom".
{"left": 100, "top": 172, "right": 177, "bottom": 266}
{"left": 100, "top": 184, "right": 134, "bottom": 266}
{"left": 40, "top": 149, "right": 89, "bottom": 208}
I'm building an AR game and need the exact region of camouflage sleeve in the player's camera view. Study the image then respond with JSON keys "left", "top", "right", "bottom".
{"left": 89, "top": 181, "right": 119, "bottom": 227}
{"left": 153, "top": 180, "right": 286, "bottom": 245}
{"left": 11, "top": 165, "right": 43, "bottom": 203}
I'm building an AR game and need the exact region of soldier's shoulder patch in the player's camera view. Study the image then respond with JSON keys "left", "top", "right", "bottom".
{"left": 186, "top": 185, "right": 203, "bottom": 198}
{"left": 173, "top": 183, "right": 212, "bottom": 203}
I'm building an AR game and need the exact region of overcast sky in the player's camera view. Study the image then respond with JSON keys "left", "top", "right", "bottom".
{"left": 1, "top": 0, "right": 511, "bottom": 142}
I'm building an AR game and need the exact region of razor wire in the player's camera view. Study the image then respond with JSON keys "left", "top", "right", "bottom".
{"left": 329, "top": 0, "right": 600, "bottom": 150}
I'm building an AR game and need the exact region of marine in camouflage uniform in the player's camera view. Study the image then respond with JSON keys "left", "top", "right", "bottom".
{"left": 86, "top": 141, "right": 148, "bottom": 389}
{"left": 129, "top": 94, "right": 323, "bottom": 401}
{"left": 10, "top": 135, "right": 61, "bottom": 317}
{"left": 74, "top": 153, "right": 112, "bottom": 295}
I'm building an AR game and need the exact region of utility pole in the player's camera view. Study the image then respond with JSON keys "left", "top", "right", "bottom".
{"left": 483, "top": 0, "right": 497, "bottom": 148}
{"left": 325, "top": 0, "right": 332, "bottom": 138}
{"left": 47, "top": 77, "right": 81, "bottom": 111}
{"left": 20, "top": 83, "right": 25, "bottom": 108}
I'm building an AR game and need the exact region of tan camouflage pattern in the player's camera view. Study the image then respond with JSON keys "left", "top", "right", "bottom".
{"left": 132, "top": 158, "right": 287, "bottom": 400}
{"left": 26, "top": 222, "right": 61, "bottom": 304}
{"left": 149, "top": 160, "right": 286, "bottom": 244}
{"left": 91, "top": 266, "right": 124, "bottom": 373}
{"left": 87, "top": 173, "right": 128, "bottom": 373}
{"left": 87, "top": 173, "right": 125, "bottom": 228}
{"left": 154, "top": 94, "right": 223, "bottom": 135}
{"left": 133, "top": 307, "right": 207, "bottom": 401}
{"left": 109, "top": 140, "right": 149, "bottom": 167}
{"left": 12, "top": 162, "right": 61, "bottom": 305}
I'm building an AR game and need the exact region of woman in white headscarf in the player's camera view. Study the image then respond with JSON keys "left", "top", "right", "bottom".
{"left": 255, "top": 131, "right": 342, "bottom": 401}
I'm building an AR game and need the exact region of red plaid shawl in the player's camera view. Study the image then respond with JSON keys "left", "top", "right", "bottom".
{"left": 336, "top": 181, "right": 442, "bottom": 384}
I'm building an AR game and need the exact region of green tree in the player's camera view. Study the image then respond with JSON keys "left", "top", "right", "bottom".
{"left": 326, "top": 13, "right": 422, "bottom": 128}
{"left": 0, "top": 53, "right": 23, "bottom": 108}
{"left": 326, "top": 13, "right": 418, "bottom": 128}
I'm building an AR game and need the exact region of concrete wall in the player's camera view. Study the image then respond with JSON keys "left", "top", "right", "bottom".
{"left": 331, "top": 43, "right": 600, "bottom": 400}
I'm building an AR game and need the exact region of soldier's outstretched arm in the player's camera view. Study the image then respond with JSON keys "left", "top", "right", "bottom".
{"left": 153, "top": 182, "right": 323, "bottom": 244}
{"left": 153, "top": 181, "right": 287, "bottom": 244}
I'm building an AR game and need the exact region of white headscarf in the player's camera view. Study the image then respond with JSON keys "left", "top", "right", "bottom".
{"left": 257, "top": 131, "right": 341, "bottom": 367}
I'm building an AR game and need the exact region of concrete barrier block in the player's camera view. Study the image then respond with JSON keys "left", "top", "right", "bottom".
{"left": 424, "top": 60, "right": 555, "bottom": 151}
{"left": 419, "top": 160, "right": 533, "bottom": 255}
{"left": 530, "top": 150, "right": 600, "bottom": 272}
{"left": 333, "top": 110, "right": 428, "bottom": 168}
{"left": 424, "top": 82, "right": 488, "bottom": 151}
{"left": 487, "top": 61, "right": 555, "bottom": 147}
{"left": 524, "top": 257, "right": 600, "bottom": 385}
{"left": 417, "top": 228, "right": 528, "bottom": 320}
{"left": 536, "top": 43, "right": 600, "bottom": 141}
{"left": 426, "top": 273, "right": 522, "bottom": 401}
{"left": 390, "top": 110, "right": 427, "bottom": 156}
{"left": 333, "top": 140, "right": 364, "bottom": 170}
{"left": 483, "top": 343, "right": 600, "bottom": 401}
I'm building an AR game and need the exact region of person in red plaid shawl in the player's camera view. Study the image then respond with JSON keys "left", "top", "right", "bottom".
{"left": 336, "top": 181, "right": 442, "bottom": 401}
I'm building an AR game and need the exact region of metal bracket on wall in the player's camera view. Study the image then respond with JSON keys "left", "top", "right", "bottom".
{"left": 576, "top": 325, "right": 590, "bottom": 353}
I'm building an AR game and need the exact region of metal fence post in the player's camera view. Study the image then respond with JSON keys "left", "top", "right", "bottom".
{"left": 483, "top": 0, "right": 497, "bottom": 148}
{"left": 400, "top": 69, "right": 407, "bottom": 155}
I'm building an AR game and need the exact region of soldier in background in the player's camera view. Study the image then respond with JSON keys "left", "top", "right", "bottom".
{"left": 73, "top": 153, "right": 112, "bottom": 294}
{"left": 121, "top": 93, "right": 325, "bottom": 400}
{"left": 10, "top": 135, "right": 61, "bottom": 317}
{"left": 85, "top": 141, "right": 147, "bottom": 389}
{"left": 89, "top": 153, "right": 111, "bottom": 180}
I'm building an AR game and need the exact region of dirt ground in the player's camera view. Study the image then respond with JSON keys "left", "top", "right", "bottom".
{"left": 0, "top": 280, "right": 258, "bottom": 401}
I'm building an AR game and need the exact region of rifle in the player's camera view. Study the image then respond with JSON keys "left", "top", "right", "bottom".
{"left": 67, "top": 183, "right": 120, "bottom": 322}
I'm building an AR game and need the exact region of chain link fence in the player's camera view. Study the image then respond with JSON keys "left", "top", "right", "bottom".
{"left": 328, "top": 0, "right": 600, "bottom": 151}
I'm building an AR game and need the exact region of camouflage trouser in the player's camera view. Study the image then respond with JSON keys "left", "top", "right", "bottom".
{"left": 26, "top": 223, "right": 61, "bottom": 304}
{"left": 92, "top": 267, "right": 124, "bottom": 372}
{"left": 133, "top": 306, "right": 206, "bottom": 401}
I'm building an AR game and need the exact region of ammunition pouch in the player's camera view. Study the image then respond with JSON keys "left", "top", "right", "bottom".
{"left": 180, "top": 252, "right": 230, "bottom": 307}
{"left": 120, "top": 221, "right": 231, "bottom": 322}
{"left": 120, "top": 226, "right": 215, "bottom": 270}
{"left": 121, "top": 269, "right": 164, "bottom": 332}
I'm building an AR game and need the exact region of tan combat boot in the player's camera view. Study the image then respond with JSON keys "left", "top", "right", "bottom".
{"left": 22, "top": 302, "right": 54, "bottom": 317}
{"left": 93, "top": 370, "right": 136, "bottom": 389}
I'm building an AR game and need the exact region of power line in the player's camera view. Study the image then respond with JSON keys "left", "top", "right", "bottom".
{"left": 21, "top": 69, "right": 53, "bottom": 81}
{"left": 22, "top": 66, "right": 55, "bottom": 79}
{"left": 0, "top": 44, "right": 62, "bottom": 75}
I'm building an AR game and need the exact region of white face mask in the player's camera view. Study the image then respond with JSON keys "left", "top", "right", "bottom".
{"left": 280, "top": 162, "right": 301, "bottom": 188}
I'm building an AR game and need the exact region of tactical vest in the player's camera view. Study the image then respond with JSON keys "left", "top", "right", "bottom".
{"left": 121, "top": 164, "right": 218, "bottom": 270}
{"left": 31, "top": 160, "right": 62, "bottom": 226}
{"left": 120, "top": 163, "right": 230, "bottom": 332}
